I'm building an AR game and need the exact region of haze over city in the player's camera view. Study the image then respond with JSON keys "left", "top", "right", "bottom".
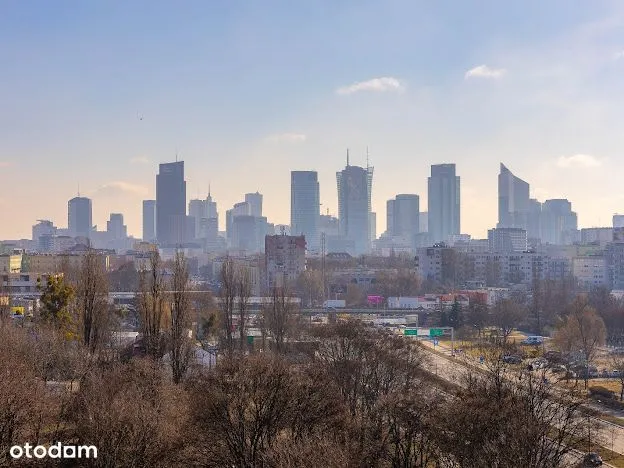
{"left": 2, "top": 0, "right": 624, "bottom": 240}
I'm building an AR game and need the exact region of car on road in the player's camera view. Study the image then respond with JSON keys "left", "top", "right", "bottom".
{"left": 521, "top": 336, "right": 544, "bottom": 345}
{"left": 528, "top": 358, "right": 548, "bottom": 371}
{"left": 581, "top": 452, "right": 603, "bottom": 466}
{"left": 502, "top": 355, "right": 522, "bottom": 365}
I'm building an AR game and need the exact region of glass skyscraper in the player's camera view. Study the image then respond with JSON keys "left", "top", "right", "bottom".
{"left": 156, "top": 161, "right": 186, "bottom": 247}
{"left": 290, "top": 171, "right": 320, "bottom": 251}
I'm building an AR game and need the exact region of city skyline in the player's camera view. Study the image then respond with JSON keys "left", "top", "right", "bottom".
{"left": 2, "top": 1, "right": 624, "bottom": 239}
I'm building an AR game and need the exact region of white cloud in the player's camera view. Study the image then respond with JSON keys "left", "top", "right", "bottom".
{"left": 556, "top": 154, "right": 603, "bottom": 168}
{"left": 0, "top": 161, "right": 12, "bottom": 168}
{"left": 264, "top": 133, "right": 307, "bottom": 143}
{"left": 336, "top": 77, "right": 405, "bottom": 95}
{"left": 93, "top": 181, "right": 149, "bottom": 197}
{"left": 614, "top": 50, "right": 624, "bottom": 60}
{"left": 464, "top": 65, "right": 507, "bottom": 79}
{"left": 129, "top": 156, "right": 150, "bottom": 164}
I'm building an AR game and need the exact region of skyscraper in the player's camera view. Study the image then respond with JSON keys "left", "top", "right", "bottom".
{"left": 540, "top": 199, "right": 578, "bottom": 245}
{"left": 427, "top": 164, "right": 460, "bottom": 244}
{"left": 68, "top": 197, "right": 93, "bottom": 239}
{"left": 291, "top": 171, "right": 320, "bottom": 251}
{"left": 156, "top": 161, "right": 186, "bottom": 246}
{"left": 245, "top": 192, "right": 263, "bottom": 217}
{"left": 107, "top": 213, "right": 127, "bottom": 240}
{"left": 188, "top": 198, "right": 208, "bottom": 240}
{"left": 336, "top": 157, "right": 374, "bottom": 255}
{"left": 498, "top": 163, "right": 530, "bottom": 230}
{"left": 142, "top": 200, "right": 156, "bottom": 242}
{"left": 387, "top": 194, "right": 420, "bottom": 240}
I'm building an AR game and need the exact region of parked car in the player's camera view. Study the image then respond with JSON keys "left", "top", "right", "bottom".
{"left": 582, "top": 452, "right": 603, "bottom": 466}
{"left": 551, "top": 364, "right": 567, "bottom": 373}
{"left": 544, "top": 350, "right": 563, "bottom": 363}
{"left": 521, "top": 336, "right": 544, "bottom": 345}
{"left": 502, "top": 355, "right": 522, "bottom": 365}
{"left": 528, "top": 358, "right": 548, "bottom": 371}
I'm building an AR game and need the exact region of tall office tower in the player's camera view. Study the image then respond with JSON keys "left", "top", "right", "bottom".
{"left": 614, "top": 214, "right": 624, "bottom": 229}
{"left": 107, "top": 213, "right": 127, "bottom": 240}
{"left": 291, "top": 171, "right": 320, "bottom": 251}
{"left": 188, "top": 198, "right": 208, "bottom": 239}
{"left": 388, "top": 194, "right": 420, "bottom": 241}
{"left": 68, "top": 197, "right": 93, "bottom": 239}
{"left": 142, "top": 200, "right": 156, "bottom": 242}
{"left": 540, "top": 199, "right": 578, "bottom": 245}
{"left": 427, "top": 164, "right": 460, "bottom": 244}
{"left": 498, "top": 163, "right": 530, "bottom": 230}
{"left": 336, "top": 158, "right": 374, "bottom": 255}
{"left": 245, "top": 192, "right": 263, "bottom": 217}
{"left": 156, "top": 161, "right": 186, "bottom": 246}
{"left": 206, "top": 192, "right": 218, "bottom": 220}
{"left": 419, "top": 212, "right": 428, "bottom": 233}
{"left": 527, "top": 199, "right": 542, "bottom": 242}
{"left": 386, "top": 199, "right": 395, "bottom": 236}
{"left": 32, "top": 220, "right": 57, "bottom": 252}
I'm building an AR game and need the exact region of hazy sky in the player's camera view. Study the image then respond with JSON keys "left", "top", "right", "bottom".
{"left": 2, "top": 0, "right": 624, "bottom": 240}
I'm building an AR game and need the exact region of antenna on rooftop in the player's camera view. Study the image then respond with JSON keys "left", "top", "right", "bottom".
{"left": 366, "top": 146, "right": 370, "bottom": 168}
{"left": 77, "top": 182, "right": 80, "bottom": 197}
{"left": 346, "top": 148, "right": 350, "bottom": 166}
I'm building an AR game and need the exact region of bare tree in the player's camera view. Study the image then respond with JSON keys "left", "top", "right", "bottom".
{"left": 219, "top": 257, "right": 237, "bottom": 356}
{"left": 492, "top": 298, "right": 527, "bottom": 344}
{"left": 75, "top": 250, "right": 111, "bottom": 353}
{"left": 263, "top": 286, "right": 295, "bottom": 354}
{"left": 68, "top": 359, "right": 187, "bottom": 468}
{"left": 0, "top": 274, "right": 9, "bottom": 323}
{"left": 554, "top": 296, "right": 606, "bottom": 388}
{"left": 237, "top": 265, "right": 252, "bottom": 352}
{"left": 137, "top": 250, "right": 167, "bottom": 358}
{"left": 169, "top": 250, "right": 193, "bottom": 384}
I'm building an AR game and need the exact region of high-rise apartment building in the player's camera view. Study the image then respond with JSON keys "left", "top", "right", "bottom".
{"left": 487, "top": 227, "right": 528, "bottom": 252}
{"left": 68, "top": 197, "right": 93, "bottom": 239}
{"left": 291, "top": 171, "right": 320, "bottom": 251}
{"left": 614, "top": 214, "right": 624, "bottom": 229}
{"left": 498, "top": 163, "right": 530, "bottom": 230}
{"left": 142, "top": 200, "right": 156, "bottom": 242}
{"left": 265, "top": 234, "right": 306, "bottom": 289}
{"left": 427, "top": 164, "right": 460, "bottom": 244}
{"left": 245, "top": 192, "right": 263, "bottom": 217}
{"left": 188, "top": 199, "right": 208, "bottom": 240}
{"left": 336, "top": 160, "right": 374, "bottom": 255}
{"left": 156, "top": 161, "right": 186, "bottom": 246}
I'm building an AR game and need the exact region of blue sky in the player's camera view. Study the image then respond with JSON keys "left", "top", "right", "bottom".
{"left": 1, "top": 0, "right": 624, "bottom": 239}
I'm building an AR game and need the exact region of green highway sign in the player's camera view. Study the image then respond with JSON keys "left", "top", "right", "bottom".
{"left": 404, "top": 328, "right": 446, "bottom": 337}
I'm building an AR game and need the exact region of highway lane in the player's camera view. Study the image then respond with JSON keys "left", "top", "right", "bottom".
{"left": 418, "top": 341, "right": 624, "bottom": 460}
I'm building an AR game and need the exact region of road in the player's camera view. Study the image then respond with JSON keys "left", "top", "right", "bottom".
{"left": 419, "top": 340, "right": 624, "bottom": 463}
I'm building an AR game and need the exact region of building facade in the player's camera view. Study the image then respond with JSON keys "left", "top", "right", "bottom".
{"left": 291, "top": 171, "right": 320, "bottom": 252}
{"left": 427, "top": 164, "right": 460, "bottom": 244}
{"left": 336, "top": 162, "right": 374, "bottom": 255}
{"left": 156, "top": 161, "right": 186, "bottom": 247}
{"left": 265, "top": 234, "right": 306, "bottom": 289}
{"left": 68, "top": 197, "right": 93, "bottom": 239}
{"left": 498, "top": 163, "right": 530, "bottom": 230}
